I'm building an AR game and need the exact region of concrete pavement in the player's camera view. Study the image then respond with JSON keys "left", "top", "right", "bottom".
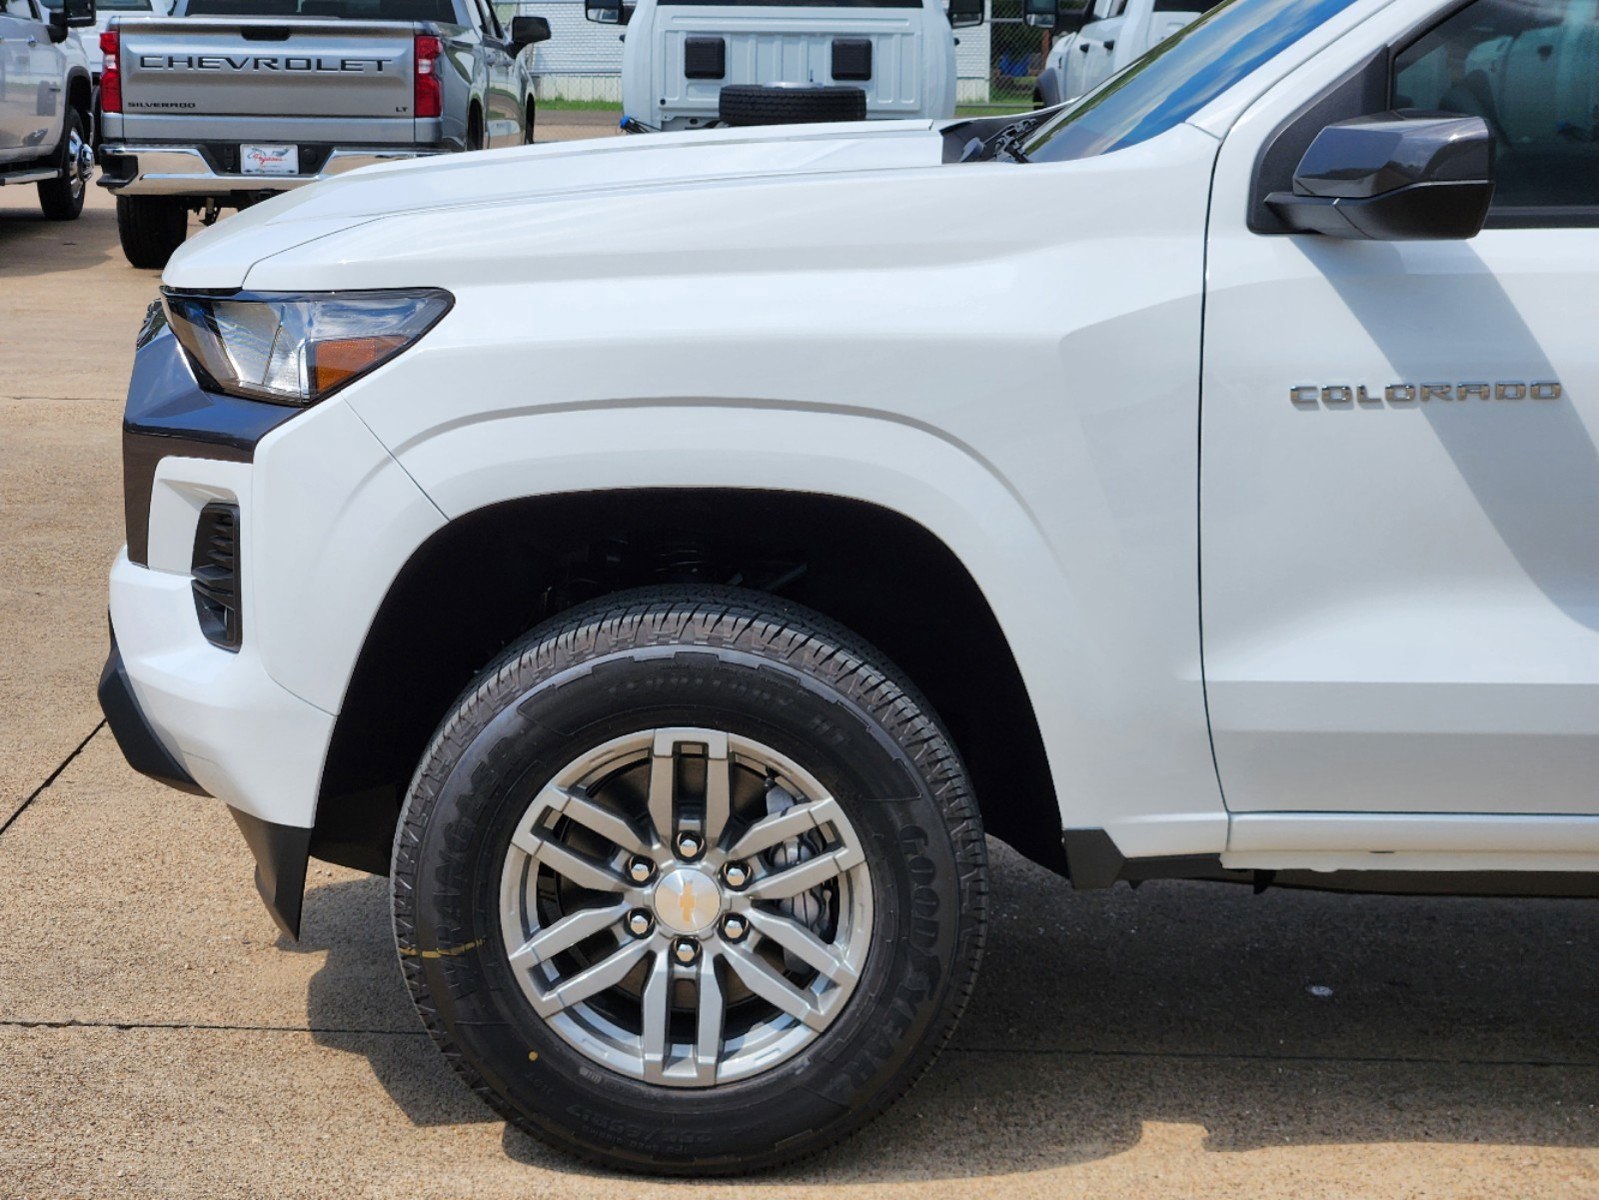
{"left": 2, "top": 155, "right": 1597, "bottom": 1199}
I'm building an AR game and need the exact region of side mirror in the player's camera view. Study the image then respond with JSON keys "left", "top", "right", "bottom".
{"left": 53, "top": 0, "right": 95, "bottom": 29}
{"left": 1024, "top": 0, "right": 1090, "bottom": 31}
{"left": 509, "top": 14, "right": 551, "bottom": 48}
{"left": 1267, "top": 111, "right": 1495, "bottom": 241}
{"left": 947, "top": 0, "right": 983, "bottom": 29}
{"left": 584, "top": 1, "right": 631, "bottom": 23}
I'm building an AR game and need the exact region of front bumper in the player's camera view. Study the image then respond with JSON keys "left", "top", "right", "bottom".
{"left": 104, "top": 555, "right": 329, "bottom": 937}
{"left": 97, "top": 144, "right": 441, "bottom": 197}
{"left": 99, "top": 624, "right": 312, "bottom": 938}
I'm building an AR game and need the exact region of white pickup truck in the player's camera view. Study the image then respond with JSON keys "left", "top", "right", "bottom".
{"left": 0, "top": 0, "right": 95, "bottom": 216}
{"left": 1029, "top": 0, "right": 1221, "bottom": 107}
{"left": 96, "top": 0, "right": 549, "bottom": 267}
{"left": 590, "top": 0, "right": 982, "bottom": 130}
{"left": 102, "top": 0, "right": 1597, "bottom": 1176}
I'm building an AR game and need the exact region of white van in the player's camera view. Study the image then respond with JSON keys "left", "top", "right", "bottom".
{"left": 588, "top": 0, "right": 982, "bottom": 130}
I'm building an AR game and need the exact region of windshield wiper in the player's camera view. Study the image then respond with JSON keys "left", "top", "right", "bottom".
{"left": 959, "top": 112, "right": 1046, "bottom": 164}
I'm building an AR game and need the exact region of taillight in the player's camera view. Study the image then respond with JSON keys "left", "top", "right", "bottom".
{"left": 414, "top": 34, "right": 441, "bottom": 119}
{"left": 100, "top": 30, "right": 121, "bottom": 114}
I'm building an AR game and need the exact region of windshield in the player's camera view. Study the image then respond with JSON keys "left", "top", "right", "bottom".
{"left": 1024, "top": 0, "right": 1360, "bottom": 162}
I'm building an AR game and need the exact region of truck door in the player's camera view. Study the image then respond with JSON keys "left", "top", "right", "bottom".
{"left": 1067, "top": 0, "right": 1124, "bottom": 97}
{"left": 1201, "top": 0, "right": 1599, "bottom": 821}
{"left": 0, "top": 0, "right": 53, "bottom": 158}
{"left": 470, "top": 0, "right": 517, "bottom": 145}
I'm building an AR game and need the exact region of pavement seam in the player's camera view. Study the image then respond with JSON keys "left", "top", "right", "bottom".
{"left": 3, "top": 1020, "right": 1592, "bottom": 1070}
{"left": 946, "top": 1045, "right": 1599, "bottom": 1069}
{"left": 1, "top": 1018, "right": 424, "bottom": 1036}
{"left": 0, "top": 719, "right": 105, "bottom": 840}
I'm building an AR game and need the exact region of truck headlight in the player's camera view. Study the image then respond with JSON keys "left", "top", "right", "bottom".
{"left": 163, "top": 288, "right": 453, "bottom": 406}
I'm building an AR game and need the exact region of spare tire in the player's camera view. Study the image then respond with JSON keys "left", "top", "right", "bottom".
{"left": 718, "top": 83, "right": 868, "bottom": 126}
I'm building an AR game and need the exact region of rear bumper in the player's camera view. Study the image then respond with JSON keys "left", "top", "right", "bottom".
{"left": 97, "top": 144, "right": 442, "bottom": 196}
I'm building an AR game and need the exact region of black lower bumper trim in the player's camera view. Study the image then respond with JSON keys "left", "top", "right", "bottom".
{"left": 98, "top": 633, "right": 207, "bottom": 797}
{"left": 228, "top": 807, "right": 311, "bottom": 941}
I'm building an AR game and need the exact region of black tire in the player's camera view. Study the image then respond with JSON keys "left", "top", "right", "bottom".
{"left": 467, "top": 105, "right": 485, "bottom": 151}
{"left": 116, "top": 195, "right": 189, "bottom": 270}
{"left": 523, "top": 100, "right": 536, "bottom": 145}
{"left": 392, "top": 587, "right": 988, "bottom": 1174}
{"left": 718, "top": 84, "right": 867, "bottom": 126}
{"left": 37, "top": 109, "right": 88, "bottom": 221}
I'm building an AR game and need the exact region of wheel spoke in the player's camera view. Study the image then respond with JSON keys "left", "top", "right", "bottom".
{"left": 704, "top": 738, "right": 732, "bottom": 847}
{"left": 512, "top": 827, "right": 628, "bottom": 893}
{"left": 722, "top": 944, "right": 827, "bottom": 1031}
{"left": 744, "top": 844, "right": 862, "bottom": 903}
{"left": 694, "top": 951, "right": 724, "bottom": 1084}
{"left": 534, "top": 938, "right": 651, "bottom": 1017}
{"left": 726, "top": 797, "right": 841, "bottom": 861}
{"left": 647, "top": 731, "right": 677, "bottom": 844}
{"left": 541, "top": 785, "right": 651, "bottom": 857}
{"left": 744, "top": 908, "right": 856, "bottom": 985}
{"left": 507, "top": 902, "right": 629, "bottom": 970}
{"left": 639, "top": 949, "right": 673, "bottom": 1082}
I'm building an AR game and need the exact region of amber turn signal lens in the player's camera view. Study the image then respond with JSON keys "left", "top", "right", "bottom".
{"left": 309, "top": 335, "right": 410, "bottom": 394}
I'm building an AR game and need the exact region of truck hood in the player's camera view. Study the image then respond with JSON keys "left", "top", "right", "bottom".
{"left": 163, "top": 119, "right": 957, "bottom": 289}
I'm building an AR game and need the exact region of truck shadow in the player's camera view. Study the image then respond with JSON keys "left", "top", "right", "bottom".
{"left": 0, "top": 196, "right": 131, "bottom": 279}
{"left": 297, "top": 839, "right": 1599, "bottom": 1180}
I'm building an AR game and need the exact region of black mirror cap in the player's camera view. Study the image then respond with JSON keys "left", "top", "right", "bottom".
{"left": 584, "top": 1, "right": 630, "bottom": 23}
{"left": 510, "top": 14, "right": 551, "bottom": 45}
{"left": 1268, "top": 111, "right": 1495, "bottom": 240}
{"left": 1022, "top": 0, "right": 1055, "bottom": 28}
{"left": 947, "top": 0, "right": 983, "bottom": 27}
{"left": 54, "top": 0, "right": 95, "bottom": 28}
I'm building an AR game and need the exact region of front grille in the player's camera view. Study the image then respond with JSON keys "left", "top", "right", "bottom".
{"left": 192, "top": 502, "right": 242, "bottom": 651}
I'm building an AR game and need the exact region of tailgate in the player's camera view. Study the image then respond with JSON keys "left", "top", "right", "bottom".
{"left": 655, "top": 10, "right": 925, "bottom": 120}
{"left": 116, "top": 17, "right": 422, "bottom": 141}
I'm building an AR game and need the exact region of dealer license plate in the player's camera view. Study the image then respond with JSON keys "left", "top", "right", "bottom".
{"left": 240, "top": 144, "right": 299, "bottom": 176}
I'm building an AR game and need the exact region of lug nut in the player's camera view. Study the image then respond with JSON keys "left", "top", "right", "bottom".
{"left": 675, "top": 832, "right": 702, "bottom": 860}
{"left": 627, "top": 909, "right": 653, "bottom": 938}
{"left": 673, "top": 937, "right": 700, "bottom": 965}
{"left": 722, "top": 861, "right": 750, "bottom": 889}
{"left": 721, "top": 914, "right": 748, "bottom": 942}
{"left": 627, "top": 856, "right": 654, "bottom": 884}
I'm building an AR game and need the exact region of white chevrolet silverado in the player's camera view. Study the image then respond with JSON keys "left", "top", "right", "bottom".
{"left": 100, "top": 0, "right": 1598, "bottom": 1174}
{"left": 96, "top": 0, "right": 551, "bottom": 267}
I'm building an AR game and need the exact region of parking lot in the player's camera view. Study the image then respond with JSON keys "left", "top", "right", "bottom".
{"left": 3, "top": 120, "right": 1598, "bottom": 1198}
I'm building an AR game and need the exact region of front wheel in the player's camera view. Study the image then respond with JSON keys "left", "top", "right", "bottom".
{"left": 392, "top": 587, "right": 987, "bottom": 1173}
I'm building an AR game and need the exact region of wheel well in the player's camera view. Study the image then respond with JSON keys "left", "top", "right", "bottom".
{"left": 312, "top": 490, "right": 1064, "bottom": 877}
{"left": 68, "top": 73, "right": 90, "bottom": 123}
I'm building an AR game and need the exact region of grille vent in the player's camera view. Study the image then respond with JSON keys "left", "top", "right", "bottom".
{"left": 191, "top": 502, "right": 242, "bottom": 651}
